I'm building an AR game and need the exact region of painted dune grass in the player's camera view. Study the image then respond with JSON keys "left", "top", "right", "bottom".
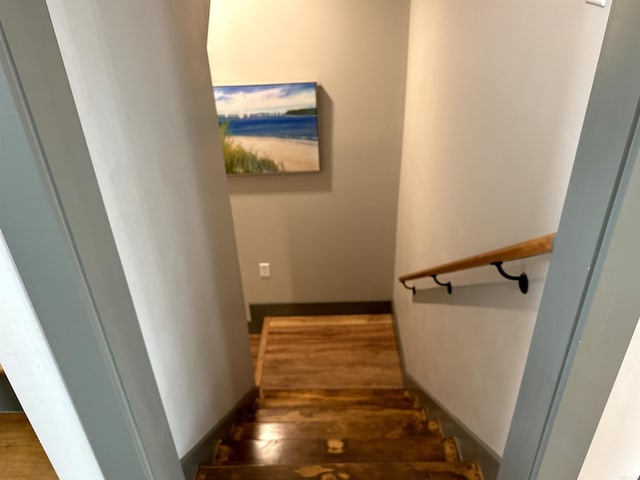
{"left": 214, "top": 82, "right": 319, "bottom": 175}
{"left": 219, "top": 122, "right": 280, "bottom": 174}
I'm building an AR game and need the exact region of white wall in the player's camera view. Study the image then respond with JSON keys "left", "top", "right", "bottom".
{"left": 45, "top": 0, "right": 254, "bottom": 457}
{"left": 208, "top": 0, "right": 409, "bottom": 306}
{"left": 578, "top": 320, "right": 640, "bottom": 479}
{"left": 394, "top": 0, "right": 610, "bottom": 455}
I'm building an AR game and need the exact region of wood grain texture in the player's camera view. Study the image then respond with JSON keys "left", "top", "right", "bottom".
{"left": 213, "top": 437, "right": 456, "bottom": 465}
{"left": 258, "top": 315, "right": 404, "bottom": 389}
{"left": 249, "top": 407, "right": 427, "bottom": 423}
{"left": 231, "top": 419, "right": 441, "bottom": 440}
{"left": 0, "top": 413, "right": 57, "bottom": 479}
{"left": 268, "top": 314, "right": 392, "bottom": 328}
{"left": 254, "top": 318, "right": 271, "bottom": 386}
{"left": 250, "top": 334, "right": 260, "bottom": 370}
{"left": 399, "top": 232, "right": 556, "bottom": 282}
{"left": 197, "top": 461, "right": 484, "bottom": 480}
{"left": 256, "top": 388, "right": 417, "bottom": 409}
{"left": 198, "top": 315, "right": 484, "bottom": 480}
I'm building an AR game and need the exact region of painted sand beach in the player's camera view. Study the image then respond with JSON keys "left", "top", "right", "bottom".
{"left": 231, "top": 136, "right": 318, "bottom": 172}
{"left": 214, "top": 82, "right": 320, "bottom": 174}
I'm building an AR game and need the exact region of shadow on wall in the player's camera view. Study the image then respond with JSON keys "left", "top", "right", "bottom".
{"left": 226, "top": 85, "right": 334, "bottom": 195}
{"left": 409, "top": 256, "right": 551, "bottom": 311}
{"left": 0, "top": 373, "right": 22, "bottom": 412}
{"left": 412, "top": 280, "right": 546, "bottom": 311}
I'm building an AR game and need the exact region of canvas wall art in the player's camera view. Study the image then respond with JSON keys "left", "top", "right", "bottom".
{"left": 213, "top": 82, "right": 320, "bottom": 175}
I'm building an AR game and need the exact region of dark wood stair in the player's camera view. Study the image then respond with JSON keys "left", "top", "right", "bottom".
{"left": 256, "top": 388, "right": 418, "bottom": 408}
{"left": 197, "top": 462, "right": 484, "bottom": 480}
{"left": 214, "top": 437, "right": 459, "bottom": 465}
{"left": 231, "top": 418, "right": 442, "bottom": 440}
{"left": 196, "top": 388, "right": 484, "bottom": 480}
{"left": 248, "top": 406, "right": 428, "bottom": 423}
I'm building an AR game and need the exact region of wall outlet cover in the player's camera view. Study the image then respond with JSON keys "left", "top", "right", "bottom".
{"left": 259, "top": 262, "right": 270, "bottom": 278}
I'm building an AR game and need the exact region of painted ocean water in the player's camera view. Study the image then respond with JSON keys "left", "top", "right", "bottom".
{"left": 219, "top": 115, "right": 318, "bottom": 141}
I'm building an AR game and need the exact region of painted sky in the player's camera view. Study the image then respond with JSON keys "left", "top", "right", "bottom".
{"left": 214, "top": 82, "right": 316, "bottom": 117}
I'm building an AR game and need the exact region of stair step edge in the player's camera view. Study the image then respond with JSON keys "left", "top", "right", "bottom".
{"left": 213, "top": 437, "right": 460, "bottom": 466}
{"left": 197, "top": 460, "right": 483, "bottom": 480}
{"left": 230, "top": 419, "right": 443, "bottom": 440}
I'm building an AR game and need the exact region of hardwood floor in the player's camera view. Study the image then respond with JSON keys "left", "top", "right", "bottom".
{"left": 214, "top": 437, "right": 459, "bottom": 465}
{"left": 201, "top": 314, "right": 485, "bottom": 479}
{"left": 0, "top": 413, "right": 57, "bottom": 480}
{"left": 196, "top": 387, "right": 484, "bottom": 479}
{"left": 254, "top": 314, "right": 404, "bottom": 388}
{"left": 198, "top": 462, "right": 483, "bottom": 480}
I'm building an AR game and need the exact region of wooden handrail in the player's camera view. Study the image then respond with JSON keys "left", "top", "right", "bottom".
{"left": 398, "top": 233, "right": 556, "bottom": 284}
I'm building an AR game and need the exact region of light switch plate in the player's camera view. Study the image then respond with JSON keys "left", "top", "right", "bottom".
{"left": 586, "top": 0, "right": 606, "bottom": 7}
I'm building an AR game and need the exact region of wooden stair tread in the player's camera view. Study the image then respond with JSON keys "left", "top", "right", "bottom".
{"left": 255, "top": 397, "right": 418, "bottom": 409}
{"left": 214, "top": 438, "right": 460, "bottom": 465}
{"left": 197, "top": 331, "right": 485, "bottom": 479}
{"left": 257, "top": 388, "right": 417, "bottom": 408}
{"left": 266, "top": 314, "right": 394, "bottom": 328}
{"left": 232, "top": 419, "right": 441, "bottom": 440}
{"left": 261, "top": 388, "right": 411, "bottom": 396}
{"left": 197, "top": 461, "right": 483, "bottom": 480}
{"left": 259, "top": 318, "right": 404, "bottom": 389}
{"left": 249, "top": 407, "right": 427, "bottom": 423}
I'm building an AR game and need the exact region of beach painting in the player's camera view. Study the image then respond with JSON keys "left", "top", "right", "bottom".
{"left": 213, "top": 82, "right": 320, "bottom": 175}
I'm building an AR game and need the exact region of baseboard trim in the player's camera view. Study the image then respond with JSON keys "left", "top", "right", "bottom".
{"left": 180, "top": 386, "right": 258, "bottom": 479}
{"left": 248, "top": 301, "right": 393, "bottom": 333}
{"left": 405, "top": 374, "right": 501, "bottom": 480}
{"left": 389, "top": 303, "right": 408, "bottom": 387}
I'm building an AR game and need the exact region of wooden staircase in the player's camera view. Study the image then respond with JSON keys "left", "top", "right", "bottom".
{"left": 195, "top": 388, "right": 484, "bottom": 480}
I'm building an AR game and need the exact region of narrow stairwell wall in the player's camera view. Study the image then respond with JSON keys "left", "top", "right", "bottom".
{"left": 208, "top": 0, "right": 409, "bottom": 307}
{"left": 393, "top": 0, "right": 610, "bottom": 457}
{"left": 45, "top": 0, "right": 254, "bottom": 458}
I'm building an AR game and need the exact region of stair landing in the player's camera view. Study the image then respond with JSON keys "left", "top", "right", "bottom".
{"left": 254, "top": 314, "right": 404, "bottom": 389}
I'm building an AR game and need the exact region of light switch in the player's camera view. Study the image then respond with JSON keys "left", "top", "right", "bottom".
{"left": 586, "top": 0, "right": 606, "bottom": 7}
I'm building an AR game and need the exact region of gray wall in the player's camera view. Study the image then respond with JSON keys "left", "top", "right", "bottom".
{"left": 208, "top": 0, "right": 410, "bottom": 306}
{"left": 0, "top": 374, "right": 20, "bottom": 412}
{"left": 501, "top": 0, "right": 640, "bottom": 477}
{"left": 1, "top": 2, "right": 175, "bottom": 476}
{"left": 393, "top": 0, "right": 610, "bottom": 456}
{"left": 42, "top": 0, "right": 255, "bottom": 458}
